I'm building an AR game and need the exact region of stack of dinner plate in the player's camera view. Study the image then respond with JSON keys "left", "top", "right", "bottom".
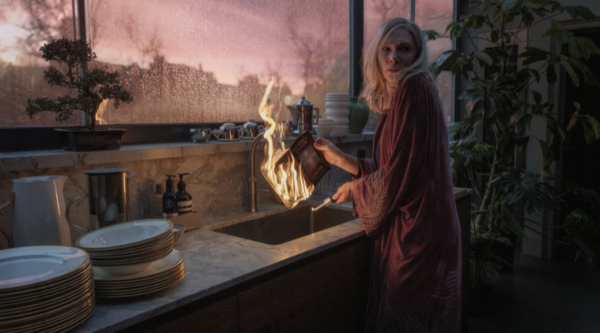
{"left": 92, "top": 249, "right": 185, "bottom": 298}
{"left": 0, "top": 246, "right": 95, "bottom": 333}
{"left": 76, "top": 219, "right": 174, "bottom": 269}
{"left": 76, "top": 219, "right": 186, "bottom": 298}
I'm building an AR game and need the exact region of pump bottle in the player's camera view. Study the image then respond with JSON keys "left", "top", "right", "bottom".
{"left": 176, "top": 173, "right": 193, "bottom": 215}
{"left": 163, "top": 175, "right": 178, "bottom": 218}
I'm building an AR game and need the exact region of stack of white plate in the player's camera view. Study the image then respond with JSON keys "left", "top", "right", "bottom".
{"left": 76, "top": 219, "right": 174, "bottom": 269}
{"left": 313, "top": 118, "right": 334, "bottom": 136}
{"left": 325, "top": 93, "right": 350, "bottom": 136}
{"left": 76, "top": 219, "right": 186, "bottom": 298}
{"left": 93, "top": 249, "right": 185, "bottom": 298}
{"left": 0, "top": 246, "right": 95, "bottom": 333}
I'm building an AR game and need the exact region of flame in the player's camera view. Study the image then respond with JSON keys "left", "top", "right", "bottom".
{"left": 259, "top": 79, "right": 314, "bottom": 209}
{"left": 96, "top": 98, "right": 109, "bottom": 125}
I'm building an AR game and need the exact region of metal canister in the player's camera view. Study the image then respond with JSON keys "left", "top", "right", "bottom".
{"left": 294, "top": 96, "right": 319, "bottom": 135}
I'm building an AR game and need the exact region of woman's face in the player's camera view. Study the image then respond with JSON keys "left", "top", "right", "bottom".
{"left": 377, "top": 27, "right": 418, "bottom": 84}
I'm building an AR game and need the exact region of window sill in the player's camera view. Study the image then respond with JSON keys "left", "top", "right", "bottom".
{"left": 0, "top": 133, "right": 375, "bottom": 172}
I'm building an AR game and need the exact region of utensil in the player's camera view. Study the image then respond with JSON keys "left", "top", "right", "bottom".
{"left": 190, "top": 128, "right": 212, "bottom": 143}
{"left": 312, "top": 196, "right": 337, "bottom": 212}
{"left": 66, "top": 168, "right": 135, "bottom": 233}
{"left": 212, "top": 120, "right": 244, "bottom": 140}
{"left": 291, "top": 96, "right": 320, "bottom": 135}
{"left": 242, "top": 120, "right": 265, "bottom": 138}
{"left": 0, "top": 176, "right": 71, "bottom": 247}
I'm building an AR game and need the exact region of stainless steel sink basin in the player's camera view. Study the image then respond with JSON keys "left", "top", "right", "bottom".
{"left": 211, "top": 205, "right": 357, "bottom": 245}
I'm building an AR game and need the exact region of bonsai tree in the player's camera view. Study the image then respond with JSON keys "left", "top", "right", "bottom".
{"left": 26, "top": 38, "right": 133, "bottom": 129}
{"left": 426, "top": 0, "right": 600, "bottom": 290}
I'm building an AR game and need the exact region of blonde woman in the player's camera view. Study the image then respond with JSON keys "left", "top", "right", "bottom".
{"left": 314, "top": 17, "right": 461, "bottom": 332}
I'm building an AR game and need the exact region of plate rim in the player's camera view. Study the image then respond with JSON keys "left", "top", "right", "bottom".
{"left": 76, "top": 219, "right": 173, "bottom": 250}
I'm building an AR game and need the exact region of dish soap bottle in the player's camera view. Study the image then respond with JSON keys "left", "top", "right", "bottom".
{"left": 176, "top": 173, "right": 193, "bottom": 215}
{"left": 163, "top": 175, "right": 178, "bottom": 218}
{"left": 151, "top": 183, "right": 164, "bottom": 217}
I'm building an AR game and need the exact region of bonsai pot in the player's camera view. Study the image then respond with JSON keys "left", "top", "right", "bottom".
{"left": 55, "top": 128, "right": 127, "bottom": 151}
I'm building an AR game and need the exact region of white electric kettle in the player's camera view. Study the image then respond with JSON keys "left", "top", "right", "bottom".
{"left": 0, "top": 176, "right": 71, "bottom": 248}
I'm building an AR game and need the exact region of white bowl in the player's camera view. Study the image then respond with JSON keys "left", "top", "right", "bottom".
{"left": 173, "top": 223, "right": 186, "bottom": 244}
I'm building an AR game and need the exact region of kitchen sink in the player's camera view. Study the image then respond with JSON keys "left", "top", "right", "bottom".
{"left": 211, "top": 205, "right": 357, "bottom": 245}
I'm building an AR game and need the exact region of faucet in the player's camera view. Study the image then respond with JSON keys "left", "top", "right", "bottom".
{"left": 248, "top": 132, "right": 265, "bottom": 212}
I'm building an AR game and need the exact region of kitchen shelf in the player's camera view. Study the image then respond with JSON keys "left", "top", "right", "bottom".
{"left": 0, "top": 133, "right": 375, "bottom": 172}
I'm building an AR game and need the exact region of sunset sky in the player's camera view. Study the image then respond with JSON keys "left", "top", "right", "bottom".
{"left": 1, "top": 0, "right": 452, "bottom": 95}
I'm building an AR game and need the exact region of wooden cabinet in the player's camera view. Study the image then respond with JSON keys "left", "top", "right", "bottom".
{"left": 120, "top": 193, "right": 470, "bottom": 333}
{"left": 121, "top": 294, "right": 238, "bottom": 333}
{"left": 238, "top": 239, "right": 369, "bottom": 333}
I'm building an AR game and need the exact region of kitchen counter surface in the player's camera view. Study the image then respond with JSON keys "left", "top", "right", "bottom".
{"left": 73, "top": 188, "right": 470, "bottom": 333}
{"left": 73, "top": 201, "right": 364, "bottom": 333}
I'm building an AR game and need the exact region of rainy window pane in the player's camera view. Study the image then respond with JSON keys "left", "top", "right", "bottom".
{"left": 88, "top": 0, "right": 349, "bottom": 124}
{"left": 0, "top": 0, "right": 78, "bottom": 127}
{"left": 416, "top": 0, "right": 454, "bottom": 123}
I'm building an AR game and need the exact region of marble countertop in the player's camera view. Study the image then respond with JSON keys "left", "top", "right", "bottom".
{"left": 71, "top": 188, "right": 471, "bottom": 333}
{"left": 0, "top": 134, "right": 375, "bottom": 172}
{"left": 72, "top": 200, "right": 365, "bottom": 333}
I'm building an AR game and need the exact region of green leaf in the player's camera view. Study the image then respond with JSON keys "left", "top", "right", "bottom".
{"left": 447, "top": 121, "right": 462, "bottom": 134}
{"left": 560, "top": 59, "right": 580, "bottom": 87}
{"left": 502, "top": 0, "right": 519, "bottom": 11}
{"left": 584, "top": 115, "right": 600, "bottom": 140}
{"left": 561, "top": 5, "right": 598, "bottom": 22}
{"left": 535, "top": 137, "right": 554, "bottom": 178}
{"left": 501, "top": 205, "right": 527, "bottom": 239}
{"left": 423, "top": 30, "right": 440, "bottom": 41}
{"left": 522, "top": 11, "right": 535, "bottom": 27}
{"left": 473, "top": 51, "right": 493, "bottom": 65}
{"left": 491, "top": 30, "right": 500, "bottom": 43}
{"left": 529, "top": 0, "right": 550, "bottom": 5}
{"left": 530, "top": 90, "right": 542, "bottom": 105}
{"left": 581, "top": 118, "right": 596, "bottom": 144}
{"left": 567, "top": 108, "right": 579, "bottom": 131}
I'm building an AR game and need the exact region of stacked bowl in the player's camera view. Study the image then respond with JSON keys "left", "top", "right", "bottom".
{"left": 325, "top": 93, "right": 350, "bottom": 136}
{"left": 0, "top": 246, "right": 95, "bottom": 333}
{"left": 313, "top": 118, "right": 334, "bottom": 137}
{"left": 76, "top": 219, "right": 186, "bottom": 298}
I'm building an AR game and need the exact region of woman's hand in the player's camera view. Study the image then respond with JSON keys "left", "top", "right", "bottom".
{"left": 332, "top": 182, "right": 354, "bottom": 204}
{"left": 313, "top": 138, "right": 345, "bottom": 166}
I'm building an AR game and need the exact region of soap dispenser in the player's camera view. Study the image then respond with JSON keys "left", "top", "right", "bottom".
{"left": 163, "top": 175, "right": 178, "bottom": 218}
{"left": 176, "top": 173, "right": 193, "bottom": 215}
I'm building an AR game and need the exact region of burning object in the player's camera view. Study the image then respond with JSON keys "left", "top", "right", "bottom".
{"left": 259, "top": 80, "right": 331, "bottom": 209}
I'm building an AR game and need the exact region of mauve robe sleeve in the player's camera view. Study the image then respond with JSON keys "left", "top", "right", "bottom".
{"left": 352, "top": 76, "right": 436, "bottom": 237}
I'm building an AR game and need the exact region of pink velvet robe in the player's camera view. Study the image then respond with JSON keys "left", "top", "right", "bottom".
{"left": 352, "top": 74, "right": 462, "bottom": 332}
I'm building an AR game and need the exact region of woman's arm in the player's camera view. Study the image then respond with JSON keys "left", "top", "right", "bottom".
{"left": 313, "top": 138, "right": 359, "bottom": 176}
{"left": 353, "top": 76, "right": 438, "bottom": 236}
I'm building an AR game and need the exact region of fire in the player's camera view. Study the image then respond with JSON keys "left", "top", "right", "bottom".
{"left": 96, "top": 98, "right": 109, "bottom": 125}
{"left": 259, "top": 79, "right": 314, "bottom": 209}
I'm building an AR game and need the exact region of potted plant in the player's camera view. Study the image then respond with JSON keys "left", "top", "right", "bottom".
{"left": 26, "top": 38, "right": 133, "bottom": 151}
{"left": 426, "top": 0, "right": 600, "bottom": 296}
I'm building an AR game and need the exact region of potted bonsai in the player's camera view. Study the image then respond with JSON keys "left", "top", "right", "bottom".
{"left": 426, "top": 0, "right": 600, "bottom": 296}
{"left": 26, "top": 38, "right": 133, "bottom": 151}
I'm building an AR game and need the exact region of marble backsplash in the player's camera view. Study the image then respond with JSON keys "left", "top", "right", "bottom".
{"left": 0, "top": 140, "right": 372, "bottom": 249}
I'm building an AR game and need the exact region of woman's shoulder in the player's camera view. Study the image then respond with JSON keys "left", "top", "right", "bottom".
{"left": 400, "top": 72, "right": 435, "bottom": 92}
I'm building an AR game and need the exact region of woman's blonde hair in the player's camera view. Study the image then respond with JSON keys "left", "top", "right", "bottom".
{"left": 360, "top": 17, "right": 434, "bottom": 113}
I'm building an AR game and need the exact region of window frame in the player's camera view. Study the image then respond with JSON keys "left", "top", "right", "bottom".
{"left": 0, "top": 0, "right": 459, "bottom": 152}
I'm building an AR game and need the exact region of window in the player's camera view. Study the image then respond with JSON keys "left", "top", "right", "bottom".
{"left": 416, "top": 0, "right": 454, "bottom": 123}
{"left": 0, "top": 0, "right": 78, "bottom": 127}
{"left": 87, "top": 0, "right": 349, "bottom": 125}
